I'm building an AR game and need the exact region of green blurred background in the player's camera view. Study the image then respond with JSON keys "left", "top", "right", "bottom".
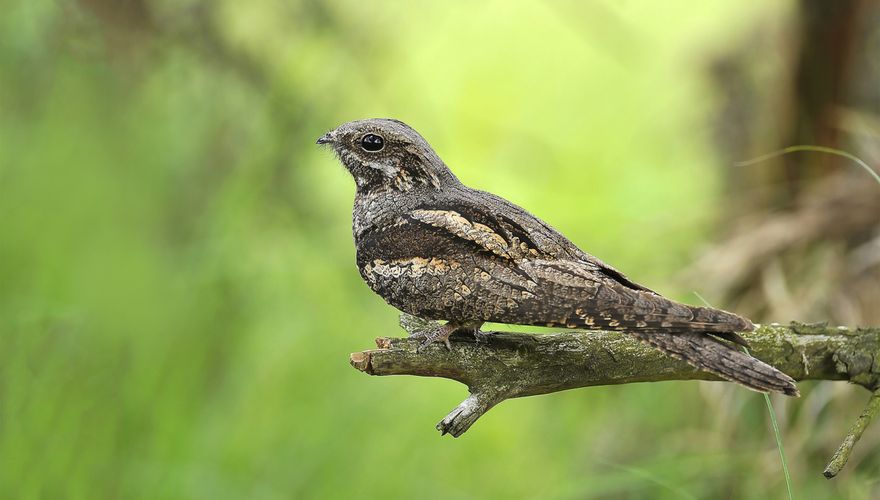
{"left": 2, "top": 1, "right": 879, "bottom": 498}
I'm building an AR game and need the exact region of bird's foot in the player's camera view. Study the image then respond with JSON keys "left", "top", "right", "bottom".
{"left": 413, "top": 323, "right": 457, "bottom": 352}
{"left": 408, "top": 320, "right": 485, "bottom": 352}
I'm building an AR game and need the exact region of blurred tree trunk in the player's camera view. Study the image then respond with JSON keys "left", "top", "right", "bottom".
{"left": 782, "top": 0, "right": 864, "bottom": 198}
{"left": 695, "top": 0, "right": 880, "bottom": 327}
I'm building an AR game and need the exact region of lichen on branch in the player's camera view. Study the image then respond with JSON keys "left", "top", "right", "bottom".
{"left": 349, "top": 317, "right": 880, "bottom": 476}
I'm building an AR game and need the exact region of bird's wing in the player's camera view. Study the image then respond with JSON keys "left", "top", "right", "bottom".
{"left": 356, "top": 208, "right": 541, "bottom": 322}
{"left": 396, "top": 199, "right": 750, "bottom": 334}
{"left": 450, "top": 188, "right": 658, "bottom": 293}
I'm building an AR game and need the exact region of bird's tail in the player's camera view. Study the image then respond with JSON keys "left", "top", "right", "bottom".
{"left": 628, "top": 330, "right": 800, "bottom": 396}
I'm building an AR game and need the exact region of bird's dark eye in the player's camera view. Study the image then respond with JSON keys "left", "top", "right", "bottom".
{"left": 360, "top": 134, "right": 385, "bottom": 152}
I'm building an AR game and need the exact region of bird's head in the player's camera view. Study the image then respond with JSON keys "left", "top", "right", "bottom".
{"left": 316, "top": 118, "right": 456, "bottom": 192}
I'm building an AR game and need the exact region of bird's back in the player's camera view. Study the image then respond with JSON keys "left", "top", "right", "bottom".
{"left": 356, "top": 182, "right": 752, "bottom": 336}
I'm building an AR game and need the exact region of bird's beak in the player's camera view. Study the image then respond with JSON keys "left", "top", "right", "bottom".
{"left": 316, "top": 131, "right": 336, "bottom": 145}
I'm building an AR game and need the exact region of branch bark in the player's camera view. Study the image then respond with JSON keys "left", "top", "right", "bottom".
{"left": 350, "top": 318, "right": 880, "bottom": 477}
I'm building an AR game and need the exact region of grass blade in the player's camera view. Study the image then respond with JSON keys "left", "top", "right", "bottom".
{"left": 735, "top": 144, "right": 880, "bottom": 185}
{"left": 693, "top": 292, "right": 794, "bottom": 500}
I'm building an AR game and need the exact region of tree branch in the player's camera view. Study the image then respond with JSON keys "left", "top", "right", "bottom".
{"left": 349, "top": 318, "right": 880, "bottom": 476}
{"left": 823, "top": 388, "right": 880, "bottom": 478}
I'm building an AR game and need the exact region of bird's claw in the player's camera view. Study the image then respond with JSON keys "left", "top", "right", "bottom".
{"left": 415, "top": 324, "right": 455, "bottom": 352}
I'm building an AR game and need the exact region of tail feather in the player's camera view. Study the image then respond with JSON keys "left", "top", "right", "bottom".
{"left": 629, "top": 330, "right": 800, "bottom": 396}
{"left": 559, "top": 296, "right": 798, "bottom": 395}
{"left": 565, "top": 299, "right": 757, "bottom": 337}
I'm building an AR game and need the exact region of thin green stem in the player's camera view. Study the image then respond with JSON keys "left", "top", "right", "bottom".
{"left": 748, "top": 346, "right": 794, "bottom": 500}
{"left": 734, "top": 145, "right": 880, "bottom": 186}
{"left": 693, "top": 292, "right": 794, "bottom": 500}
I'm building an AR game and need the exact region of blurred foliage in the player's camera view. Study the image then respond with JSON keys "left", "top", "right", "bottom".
{"left": 0, "top": 1, "right": 877, "bottom": 498}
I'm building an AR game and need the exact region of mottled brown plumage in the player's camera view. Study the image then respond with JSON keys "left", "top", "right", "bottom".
{"left": 317, "top": 118, "right": 799, "bottom": 396}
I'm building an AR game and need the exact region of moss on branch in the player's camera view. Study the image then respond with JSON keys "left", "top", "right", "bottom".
{"left": 349, "top": 318, "right": 880, "bottom": 477}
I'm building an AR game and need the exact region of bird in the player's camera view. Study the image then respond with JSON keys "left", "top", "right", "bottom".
{"left": 316, "top": 118, "right": 799, "bottom": 396}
